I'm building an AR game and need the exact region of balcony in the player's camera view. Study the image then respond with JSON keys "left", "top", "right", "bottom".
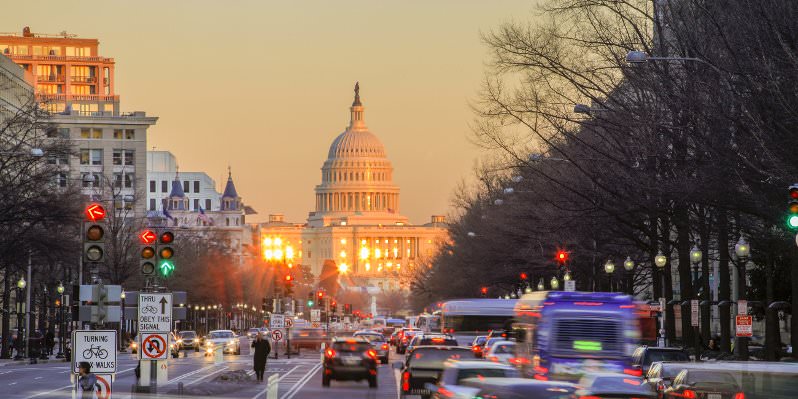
{"left": 71, "top": 76, "right": 97, "bottom": 84}
{"left": 8, "top": 54, "right": 114, "bottom": 63}
{"left": 36, "top": 74, "right": 65, "bottom": 83}
{"left": 38, "top": 93, "right": 119, "bottom": 102}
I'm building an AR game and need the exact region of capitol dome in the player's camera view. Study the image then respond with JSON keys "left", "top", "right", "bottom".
{"left": 327, "top": 129, "right": 387, "bottom": 159}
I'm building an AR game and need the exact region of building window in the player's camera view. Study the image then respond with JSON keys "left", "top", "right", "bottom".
{"left": 113, "top": 129, "right": 123, "bottom": 139}
{"left": 183, "top": 181, "right": 189, "bottom": 193}
{"left": 161, "top": 181, "right": 168, "bottom": 192}
{"left": 125, "top": 129, "right": 135, "bottom": 140}
{"left": 205, "top": 199, "right": 211, "bottom": 210}
{"left": 81, "top": 173, "right": 101, "bottom": 188}
{"left": 124, "top": 173, "right": 134, "bottom": 188}
{"left": 46, "top": 127, "right": 70, "bottom": 138}
{"left": 149, "top": 198, "right": 156, "bottom": 210}
{"left": 56, "top": 173, "right": 67, "bottom": 187}
{"left": 80, "top": 149, "right": 102, "bottom": 165}
{"left": 193, "top": 181, "right": 200, "bottom": 193}
{"left": 124, "top": 150, "right": 134, "bottom": 166}
{"left": 111, "top": 149, "right": 133, "bottom": 165}
{"left": 113, "top": 173, "right": 122, "bottom": 188}
{"left": 80, "top": 128, "right": 102, "bottom": 139}
{"left": 193, "top": 199, "right": 199, "bottom": 210}
{"left": 149, "top": 180, "right": 156, "bottom": 193}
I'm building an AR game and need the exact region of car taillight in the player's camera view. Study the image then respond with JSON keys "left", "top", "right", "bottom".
{"left": 733, "top": 393, "right": 745, "bottom": 399}
{"left": 624, "top": 367, "right": 643, "bottom": 377}
{"left": 438, "top": 387, "right": 454, "bottom": 398}
{"left": 472, "top": 345, "right": 481, "bottom": 352}
{"left": 402, "top": 372, "right": 410, "bottom": 391}
{"left": 578, "top": 396, "right": 601, "bottom": 399}
{"left": 488, "top": 356, "right": 499, "bottom": 362}
{"left": 683, "top": 389, "right": 697, "bottom": 399}
{"left": 509, "top": 357, "right": 530, "bottom": 365}
{"left": 381, "top": 344, "right": 389, "bottom": 350}
{"left": 366, "top": 349, "right": 378, "bottom": 359}
{"left": 325, "top": 348, "right": 336, "bottom": 358}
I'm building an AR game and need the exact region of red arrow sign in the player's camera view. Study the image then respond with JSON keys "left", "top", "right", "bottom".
{"left": 85, "top": 203, "right": 106, "bottom": 222}
{"left": 139, "top": 230, "right": 157, "bottom": 244}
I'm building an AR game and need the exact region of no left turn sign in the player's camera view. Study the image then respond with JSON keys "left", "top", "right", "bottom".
{"left": 271, "top": 330, "right": 283, "bottom": 342}
{"left": 140, "top": 332, "right": 169, "bottom": 360}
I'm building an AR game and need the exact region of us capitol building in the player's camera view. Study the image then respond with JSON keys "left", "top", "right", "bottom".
{"left": 256, "top": 84, "right": 448, "bottom": 292}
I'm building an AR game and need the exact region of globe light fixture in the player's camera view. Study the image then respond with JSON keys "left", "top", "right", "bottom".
{"left": 604, "top": 259, "right": 615, "bottom": 274}
{"left": 563, "top": 272, "right": 572, "bottom": 281}
{"left": 524, "top": 286, "right": 532, "bottom": 294}
{"left": 735, "top": 236, "right": 750, "bottom": 259}
{"left": 690, "top": 245, "right": 703, "bottom": 264}
{"left": 550, "top": 277, "right": 560, "bottom": 290}
{"left": 120, "top": 290, "right": 126, "bottom": 299}
{"left": 17, "top": 277, "right": 26, "bottom": 289}
{"left": 623, "top": 257, "right": 635, "bottom": 271}
{"left": 654, "top": 251, "right": 667, "bottom": 268}
{"left": 56, "top": 282, "right": 65, "bottom": 295}
{"left": 537, "top": 279, "right": 545, "bottom": 291}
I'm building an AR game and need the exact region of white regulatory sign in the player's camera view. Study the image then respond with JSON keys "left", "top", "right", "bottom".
{"left": 691, "top": 300, "right": 700, "bottom": 327}
{"left": 139, "top": 332, "right": 170, "bottom": 360}
{"left": 270, "top": 314, "right": 285, "bottom": 329}
{"left": 285, "top": 318, "right": 294, "bottom": 328}
{"left": 138, "top": 293, "right": 173, "bottom": 332}
{"left": 72, "top": 330, "right": 117, "bottom": 374}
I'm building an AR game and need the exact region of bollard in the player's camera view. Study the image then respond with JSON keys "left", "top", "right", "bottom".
{"left": 178, "top": 382, "right": 184, "bottom": 396}
{"left": 214, "top": 345, "right": 223, "bottom": 363}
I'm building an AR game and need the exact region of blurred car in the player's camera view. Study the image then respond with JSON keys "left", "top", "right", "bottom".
{"left": 470, "top": 336, "right": 487, "bottom": 358}
{"left": 459, "top": 377, "right": 575, "bottom": 399}
{"left": 574, "top": 373, "right": 656, "bottom": 399}
{"left": 644, "top": 361, "right": 693, "bottom": 398}
{"left": 406, "top": 334, "right": 458, "bottom": 355}
{"left": 204, "top": 330, "right": 241, "bottom": 355}
{"left": 291, "top": 328, "right": 328, "bottom": 350}
{"left": 169, "top": 332, "right": 180, "bottom": 358}
{"left": 663, "top": 369, "right": 742, "bottom": 399}
{"left": 397, "top": 329, "right": 422, "bottom": 354}
{"left": 390, "top": 330, "right": 402, "bottom": 346}
{"left": 247, "top": 328, "right": 261, "bottom": 339}
{"left": 484, "top": 340, "right": 516, "bottom": 364}
{"left": 129, "top": 337, "right": 138, "bottom": 354}
{"left": 322, "top": 337, "right": 378, "bottom": 388}
{"left": 395, "top": 346, "right": 478, "bottom": 399}
{"left": 177, "top": 330, "right": 199, "bottom": 351}
{"left": 259, "top": 327, "right": 270, "bottom": 338}
{"left": 480, "top": 337, "right": 506, "bottom": 357}
{"left": 429, "top": 360, "right": 521, "bottom": 399}
{"left": 354, "top": 331, "right": 390, "bottom": 364}
{"left": 631, "top": 346, "right": 691, "bottom": 376}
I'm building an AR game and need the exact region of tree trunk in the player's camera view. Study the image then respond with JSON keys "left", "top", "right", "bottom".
{"left": 717, "top": 211, "right": 731, "bottom": 353}
{"left": 1, "top": 272, "right": 9, "bottom": 359}
{"left": 675, "top": 205, "right": 693, "bottom": 347}
{"left": 765, "top": 256, "right": 777, "bottom": 360}
{"left": 661, "top": 217, "right": 676, "bottom": 343}
{"left": 699, "top": 208, "right": 711, "bottom": 345}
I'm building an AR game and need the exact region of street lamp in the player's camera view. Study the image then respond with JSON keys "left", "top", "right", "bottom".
{"left": 563, "top": 272, "right": 572, "bottom": 281}
{"left": 623, "top": 257, "right": 634, "bottom": 271}
{"left": 14, "top": 276, "right": 26, "bottom": 360}
{"left": 604, "top": 260, "right": 615, "bottom": 291}
{"left": 17, "top": 277, "right": 26, "bottom": 289}
{"left": 690, "top": 244, "right": 703, "bottom": 359}
{"left": 120, "top": 290, "right": 126, "bottom": 352}
{"left": 55, "top": 282, "right": 65, "bottom": 359}
{"left": 537, "top": 279, "right": 545, "bottom": 291}
{"left": 550, "top": 277, "right": 560, "bottom": 290}
{"left": 734, "top": 236, "right": 750, "bottom": 360}
{"left": 655, "top": 251, "right": 667, "bottom": 268}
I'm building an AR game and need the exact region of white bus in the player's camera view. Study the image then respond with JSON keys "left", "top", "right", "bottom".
{"left": 439, "top": 299, "right": 516, "bottom": 336}
{"left": 415, "top": 314, "right": 440, "bottom": 333}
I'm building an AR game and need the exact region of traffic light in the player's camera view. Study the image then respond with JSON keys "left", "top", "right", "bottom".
{"left": 556, "top": 250, "right": 568, "bottom": 264}
{"left": 480, "top": 286, "right": 488, "bottom": 297}
{"left": 331, "top": 299, "right": 337, "bottom": 314}
{"left": 139, "top": 229, "right": 157, "bottom": 276}
{"left": 317, "top": 290, "right": 324, "bottom": 301}
{"left": 307, "top": 292, "right": 315, "bottom": 308}
{"left": 157, "top": 231, "right": 175, "bottom": 277}
{"left": 788, "top": 185, "right": 798, "bottom": 229}
{"left": 283, "top": 274, "right": 294, "bottom": 296}
{"left": 83, "top": 203, "right": 106, "bottom": 264}
{"left": 262, "top": 297, "right": 267, "bottom": 312}
{"left": 344, "top": 303, "right": 352, "bottom": 314}
{"left": 519, "top": 272, "right": 528, "bottom": 281}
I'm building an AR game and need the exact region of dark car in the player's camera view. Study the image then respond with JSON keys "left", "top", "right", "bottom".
{"left": 406, "top": 334, "right": 458, "bottom": 354}
{"left": 177, "top": 331, "right": 199, "bottom": 351}
{"left": 354, "top": 332, "right": 390, "bottom": 364}
{"left": 460, "top": 377, "right": 575, "bottom": 399}
{"left": 322, "top": 337, "right": 378, "bottom": 388}
{"left": 631, "top": 346, "right": 691, "bottom": 376}
{"left": 291, "top": 328, "right": 328, "bottom": 350}
{"left": 394, "top": 346, "right": 478, "bottom": 399}
{"left": 471, "top": 336, "right": 487, "bottom": 358}
{"left": 480, "top": 337, "right": 505, "bottom": 357}
{"left": 397, "top": 329, "right": 422, "bottom": 354}
{"left": 663, "top": 369, "right": 741, "bottom": 399}
{"left": 574, "top": 373, "right": 656, "bottom": 399}
{"left": 390, "top": 330, "right": 401, "bottom": 346}
{"left": 645, "top": 361, "right": 693, "bottom": 398}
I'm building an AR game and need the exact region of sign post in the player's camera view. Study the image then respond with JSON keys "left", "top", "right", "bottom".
{"left": 270, "top": 315, "right": 285, "bottom": 359}
{"left": 284, "top": 318, "right": 293, "bottom": 359}
{"left": 137, "top": 293, "right": 173, "bottom": 390}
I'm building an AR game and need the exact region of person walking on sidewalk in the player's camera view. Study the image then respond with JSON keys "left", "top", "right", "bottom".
{"left": 77, "top": 361, "right": 97, "bottom": 399}
{"left": 251, "top": 333, "right": 271, "bottom": 382}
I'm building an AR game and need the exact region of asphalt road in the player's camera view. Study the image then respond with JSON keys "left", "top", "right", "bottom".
{"left": 0, "top": 337, "right": 400, "bottom": 399}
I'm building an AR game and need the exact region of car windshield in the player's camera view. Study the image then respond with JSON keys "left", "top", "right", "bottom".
{"left": 645, "top": 351, "right": 690, "bottom": 365}
{"left": 486, "top": 338, "right": 502, "bottom": 347}
{"left": 686, "top": 371, "right": 737, "bottom": 386}
{"left": 456, "top": 368, "right": 520, "bottom": 382}
{"left": 356, "top": 334, "right": 384, "bottom": 343}
{"left": 209, "top": 331, "right": 233, "bottom": 339}
{"left": 179, "top": 331, "right": 196, "bottom": 338}
{"left": 493, "top": 343, "right": 515, "bottom": 354}
{"left": 332, "top": 342, "right": 371, "bottom": 352}
{"left": 408, "top": 348, "right": 477, "bottom": 369}
{"left": 472, "top": 337, "right": 487, "bottom": 346}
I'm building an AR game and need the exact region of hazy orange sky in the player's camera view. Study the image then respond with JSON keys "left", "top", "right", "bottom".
{"left": 3, "top": 1, "right": 540, "bottom": 223}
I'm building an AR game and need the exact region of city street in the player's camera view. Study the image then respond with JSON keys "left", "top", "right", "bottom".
{"left": 0, "top": 337, "right": 399, "bottom": 399}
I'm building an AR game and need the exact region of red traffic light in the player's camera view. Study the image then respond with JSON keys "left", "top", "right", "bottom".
{"left": 790, "top": 185, "right": 798, "bottom": 199}
{"left": 284, "top": 274, "right": 293, "bottom": 282}
{"left": 480, "top": 287, "right": 488, "bottom": 295}
{"left": 139, "top": 230, "right": 157, "bottom": 245}
{"left": 556, "top": 250, "right": 568, "bottom": 263}
{"left": 317, "top": 291, "right": 324, "bottom": 299}
{"left": 519, "top": 272, "right": 528, "bottom": 280}
{"left": 160, "top": 231, "right": 174, "bottom": 244}
{"left": 84, "top": 203, "right": 106, "bottom": 222}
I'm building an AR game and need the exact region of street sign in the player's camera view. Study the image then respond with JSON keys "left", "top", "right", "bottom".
{"left": 736, "top": 315, "right": 753, "bottom": 337}
{"left": 271, "top": 329, "right": 283, "bottom": 342}
{"left": 738, "top": 299, "right": 748, "bottom": 315}
{"left": 284, "top": 318, "right": 294, "bottom": 328}
{"left": 75, "top": 374, "right": 113, "bottom": 399}
{"left": 138, "top": 293, "right": 173, "bottom": 332}
{"left": 690, "top": 300, "right": 699, "bottom": 327}
{"left": 72, "top": 330, "right": 117, "bottom": 374}
{"left": 564, "top": 280, "right": 576, "bottom": 292}
{"left": 311, "top": 309, "right": 321, "bottom": 322}
{"left": 270, "top": 314, "right": 285, "bottom": 329}
{"left": 140, "top": 332, "right": 169, "bottom": 360}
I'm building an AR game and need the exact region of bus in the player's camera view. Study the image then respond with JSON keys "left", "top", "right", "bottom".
{"left": 439, "top": 299, "right": 516, "bottom": 338}
{"left": 415, "top": 314, "right": 441, "bottom": 333}
{"left": 512, "top": 291, "right": 639, "bottom": 382}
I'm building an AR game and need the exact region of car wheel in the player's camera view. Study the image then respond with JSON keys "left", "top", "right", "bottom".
{"left": 368, "top": 375, "right": 377, "bottom": 388}
{"left": 322, "top": 374, "right": 330, "bottom": 387}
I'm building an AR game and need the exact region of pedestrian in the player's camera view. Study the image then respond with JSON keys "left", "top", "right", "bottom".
{"left": 45, "top": 330, "right": 55, "bottom": 356}
{"left": 77, "top": 361, "right": 97, "bottom": 399}
{"left": 251, "top": 333, "right": 271, "bottom": 382}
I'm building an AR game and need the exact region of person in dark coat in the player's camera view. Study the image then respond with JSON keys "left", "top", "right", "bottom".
{"left": 251, "top": 333, "right": 271, "bottom": 382}
{"left": 45, "top": 330, "right": 55, "bottom": 355}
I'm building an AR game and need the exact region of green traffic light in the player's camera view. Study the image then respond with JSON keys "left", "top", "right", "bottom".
{"left": 788, "top": 215, "right": 798, "bottom": 229}
{"left": 307, "top": 300, "right": 314, "bottom": 307}
{"left": 159, "top": 259, "right": 175, "bottom": 276}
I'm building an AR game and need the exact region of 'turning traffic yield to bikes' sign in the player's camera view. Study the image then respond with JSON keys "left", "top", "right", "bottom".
{"left": 72, "top": 330, "right": 117, "bottom": 374}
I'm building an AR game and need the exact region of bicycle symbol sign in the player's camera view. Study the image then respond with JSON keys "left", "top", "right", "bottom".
{"left": 141, "top": 333, "right": 168, "bottom": 360}
{"left": 72, "top": 330, "right": 117, "bottom": 374}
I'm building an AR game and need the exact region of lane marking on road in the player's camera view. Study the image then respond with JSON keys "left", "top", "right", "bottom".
{"left": 282, "top": 362, "right": 322, "bottom": 399}
{"left": 251, "top": 365, "right": 300, "bottom": 399}
{"left": 34, "top": 376, "right": 42, "bottom": 379}
{"left": 185, "top": 366, "right": 229, "bottom": 386}
{"left": 167, "top": 364, "right": 218, "bottom": 384}
{"left": 9, "top": 382, "right": 16, "bottom": 385}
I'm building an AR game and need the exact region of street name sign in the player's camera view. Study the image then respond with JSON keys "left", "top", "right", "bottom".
{"left": 690, "top": 300, "right": 699, "bottom": 327}
{"left": 72, "top": 330, "right": 117, "bottom": 374}
{"left": 138, "top": 293, "right": 173, "bottom": 332}
{"left": 140, "top": 332, "right": 169, "bottom": 360}
{"left": 270, "top": 314, "right": 285, "bottom": 329}
{"left": 736, "top": 315, "right": 753, "bottom": 337}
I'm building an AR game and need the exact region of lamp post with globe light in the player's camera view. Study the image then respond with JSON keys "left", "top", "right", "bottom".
{"left": 654, "top": 251, "right": 668, "bottom": 346}
{"left": 623, "top": 257, "right": 634, "bottom": 295}
{"left": 733, "top": 236, "right": 750, "bottom": 360}
{"left": 604, "top": 260, "right": 615, "bottom": 291}
{"left": 14, "top": 276, "right": 26, "bottom": 360}
{"left": 690, "top": 245, "right": 703, "bottom": 359}
{"left": 56, "top": 283, "right": 65, "bottom": 359}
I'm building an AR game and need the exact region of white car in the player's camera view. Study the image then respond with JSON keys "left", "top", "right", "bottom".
{"left": 484, "top": 340, "right": 516, "bottom": 364}
{"left": 429, "top": 360, "right": 521, "bottom": 399}
{"left": 204, "top": 330, "right": 241, "bottom": 355}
